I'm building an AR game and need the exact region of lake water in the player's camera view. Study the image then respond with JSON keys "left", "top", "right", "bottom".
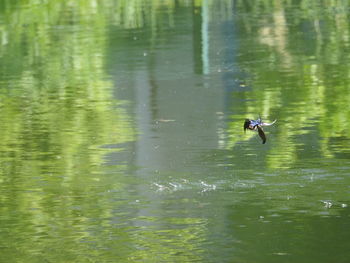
{"left": 0, "top": 1, "right": 350, "bottom": 262}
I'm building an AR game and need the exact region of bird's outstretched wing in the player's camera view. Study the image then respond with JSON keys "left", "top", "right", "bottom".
{"left": 257, "top": 126, "right": 266, "bottom": 144}
{"left": 261, "top": 119, "right": 277, "bottom": 126}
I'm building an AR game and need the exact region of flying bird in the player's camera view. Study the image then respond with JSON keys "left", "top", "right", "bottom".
{"left": 244, "top": 117, "right": 276, "bottom": 144}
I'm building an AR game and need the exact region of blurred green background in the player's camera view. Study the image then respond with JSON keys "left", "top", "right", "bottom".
{"left": 0, "top": 1, "right": 349, "bottom": 262}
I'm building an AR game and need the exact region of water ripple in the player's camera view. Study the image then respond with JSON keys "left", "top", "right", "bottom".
{"left": 151, "top": 179, "right": 255, "bottom": 193}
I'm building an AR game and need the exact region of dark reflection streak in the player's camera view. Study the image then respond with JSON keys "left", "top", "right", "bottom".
{"left": 192, "top": 2, "right": 203, "bottom": 74}
{"left": 148, "top": 53, "right": 159, "bottom": 123}
{"left": 148, "top": 2, "right": 160, "bottom": 124}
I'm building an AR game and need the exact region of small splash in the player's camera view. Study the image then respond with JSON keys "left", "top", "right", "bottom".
{"left": 321, "top": 200, "right": 332, "bottom": 208}
{"left": 152, "top": 183, "right": 170, "bottom": 192}
{"left": 321, "top": 200, "right": 348, "bottom": 209}
{"left": 152, "top": 178, "right": 255, "bottom": 193}
{"left": 273, "top": 252, "right": 289, "bottom": 256}
{"left": 200, "top": 181, "right": 217, "bottom": 192}
{"left": 152, "top": 182, "right": 184, "bottom": 192}
{"left": 152, "top": 180, "right": 217, "bottom": 193}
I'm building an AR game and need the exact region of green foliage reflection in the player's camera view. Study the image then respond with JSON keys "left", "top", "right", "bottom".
{"left": 1, "top": 0, "right": 350, "bottom": 262}
{"left": 225, "top": 0, "right": 350, "bottom": 168}
{"left": 0, "top": 1, "right": 136, "bottom": 262}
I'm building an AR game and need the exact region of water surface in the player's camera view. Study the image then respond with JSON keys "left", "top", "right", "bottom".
{"left": 0, "top": 1, "right": 350, "bottom": 262}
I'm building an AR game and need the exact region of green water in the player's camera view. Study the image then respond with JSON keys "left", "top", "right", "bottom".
{"left": 0, "top": 1, "right": 350, "bottom": 262}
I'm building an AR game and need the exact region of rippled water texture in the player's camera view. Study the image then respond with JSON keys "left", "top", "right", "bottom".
{"left": 0, "top": 1, "right": 350, "bottom": 262}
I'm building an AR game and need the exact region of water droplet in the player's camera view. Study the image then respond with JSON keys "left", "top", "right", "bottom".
{"left": 322, "top": 200, "right": 332, "bottom": 208}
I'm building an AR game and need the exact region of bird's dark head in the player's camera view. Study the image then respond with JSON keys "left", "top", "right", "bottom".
{"left": 243, "top": 119, "right": 251, "bottom": 132}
